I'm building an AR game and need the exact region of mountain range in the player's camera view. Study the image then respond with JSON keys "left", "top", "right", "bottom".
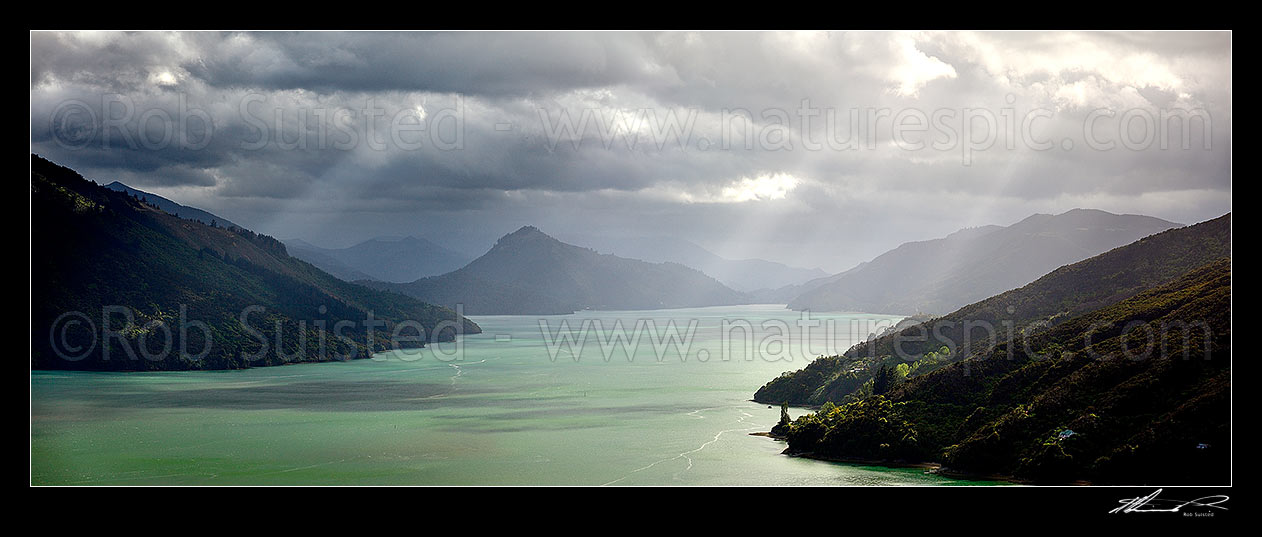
{"left": 365, "top": 226, "right": 751, "bottom": 315}
{"left": 284, "top": 236, "right": 472, "bottom": 283}
{"left": 786, "top": 209, "right": 1182, "bottom": 315}
{"left": 556, "top": 233, "right": 827, "bottom": 292}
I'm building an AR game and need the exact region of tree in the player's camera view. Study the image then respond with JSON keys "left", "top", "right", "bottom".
{"left": 872, "top": 364, "right": 893, "bottom": 395}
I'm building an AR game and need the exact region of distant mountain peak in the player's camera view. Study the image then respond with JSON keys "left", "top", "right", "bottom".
{"left": 788, "top": 209, "right": 1184, "bottom": 314}
{"left": 284, "top": 234, "right": 473, "bottom": 283}
{"left": 368, "top": 235, "right": 425, "bottom": 244}
{"left": 498, "top": 225, "right": 554, "bottom": 243}
{"left": 1056, "top": 208, "right": 1114, "bottom": 218}
{"left": 367, "top": 225, "right": 749, "bottom": 314}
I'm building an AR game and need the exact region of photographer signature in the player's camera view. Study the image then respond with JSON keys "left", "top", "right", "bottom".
{"left": 1110, "top": 489, "right": 1229, "bottom": 514}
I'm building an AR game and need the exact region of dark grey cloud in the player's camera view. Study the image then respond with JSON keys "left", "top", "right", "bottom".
{"left": 29, "top": 31, "right": 1231, "bottom": 272}
{"left": 181, "top": 31, "right": 668, "bottom": 97}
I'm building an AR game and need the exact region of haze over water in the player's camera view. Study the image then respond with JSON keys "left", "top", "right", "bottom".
{"left": 31, "top": 305, "right": 999, "bottom": 485}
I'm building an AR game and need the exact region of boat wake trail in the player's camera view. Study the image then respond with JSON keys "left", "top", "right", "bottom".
{"left": 422, "top": 359, "right": 488, "bottom": 399}
{"left": 601, "top": 406, "right": 761, "bottom": 486}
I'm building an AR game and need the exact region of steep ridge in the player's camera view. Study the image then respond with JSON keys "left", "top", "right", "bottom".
{"left": 32, "top": 154, "right": 479, "bottom": 371}
{"left": 757, "top": 213, "right": 1230, "bottom": 406}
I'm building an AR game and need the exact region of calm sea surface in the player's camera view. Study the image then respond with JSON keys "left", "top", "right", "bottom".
{"left": 31, "top": 305, "right": 1000, "bottom": 485}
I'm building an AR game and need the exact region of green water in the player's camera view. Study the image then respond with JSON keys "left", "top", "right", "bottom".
{"left": 31, "top": 305, "right": 999, "bottom": 485}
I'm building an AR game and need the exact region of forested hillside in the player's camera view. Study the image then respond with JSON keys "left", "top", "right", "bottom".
{"left": 32, "top": 155, "right": 479, "bottom": 371}
{"left": 756, "top": 213, "right": 1230, "bottom": 406}
{"left": 776, "top": 258, "right": 1230, "bottom": 484}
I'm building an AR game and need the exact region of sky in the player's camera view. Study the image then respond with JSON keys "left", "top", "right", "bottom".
{"left": 30, "top": 31, "right": 1231, "bottom": 273}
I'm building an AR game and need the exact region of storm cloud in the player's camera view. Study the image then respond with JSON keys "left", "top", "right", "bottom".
{"left": 29, "top": 31, "right": 1231, "bottom": 272}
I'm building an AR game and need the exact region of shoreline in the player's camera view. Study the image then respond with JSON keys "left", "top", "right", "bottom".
{"left": 748, "top": 431, "right": 1028, "bottom": 484}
